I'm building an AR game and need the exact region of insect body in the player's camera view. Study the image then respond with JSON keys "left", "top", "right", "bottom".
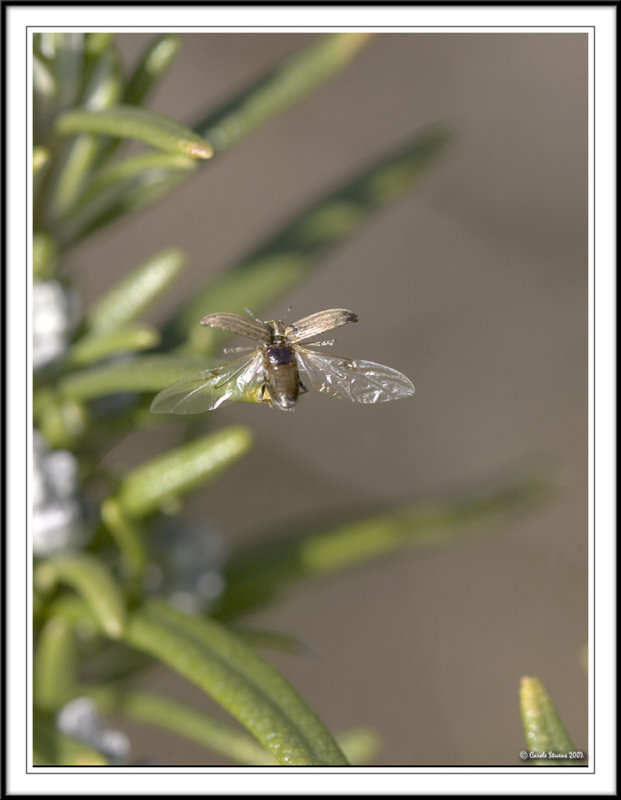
{"left": 150, "top": 309, "right": 415, "bottom": 413}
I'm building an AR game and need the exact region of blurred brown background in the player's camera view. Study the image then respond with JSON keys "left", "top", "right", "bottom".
{"left": 67, "top": 33, "right": 588, "bottom": 766}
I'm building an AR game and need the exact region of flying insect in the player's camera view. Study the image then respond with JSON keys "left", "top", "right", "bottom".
{"left": 150, "top": 308, "right": 415, "bottom": 413}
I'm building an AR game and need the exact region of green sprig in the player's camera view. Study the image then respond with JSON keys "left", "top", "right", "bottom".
{"left": 35, "top": 554, "right": 127, "bottom": 639}
{"left": 33, "top": 617, "right": 78, "bottom": 710}
{"left": 519, "top": 676, "right": 584, "bottom": 766}
{"left": 164, "top": 127, "right": 450, "bottom": 352}
{"left": 88, "top": 247, "right": 187, "bottom": 332}
{"left": 124, "top": 34, "right": 182, "bottom": 106}
{"left": 125, "top": 600, "right": 348, "bottom": 766}
{"left": 55, "top": 105, "right": 214, "bottom": 159}
{"left": 116, "top": 426, "right": 253, "bottom": 518}
{"left": 218, "top": 478, "right": 549, "bottom": 618}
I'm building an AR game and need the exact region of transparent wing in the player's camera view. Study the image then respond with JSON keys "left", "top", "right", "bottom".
{"left": 295, "top": 347, "right": 415, "bottom": 404}
{"left": 150, "top": 352, "right": 265, "bottom": 414}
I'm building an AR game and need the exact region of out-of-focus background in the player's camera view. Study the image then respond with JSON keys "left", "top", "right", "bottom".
{"left": 66, "top": 33, "right": 588, "bottom": 766}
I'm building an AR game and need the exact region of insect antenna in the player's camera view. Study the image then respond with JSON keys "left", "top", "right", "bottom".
{"left": 281, "top": 304, "right": 293, "bottom": 322}
{"left": 243, "top": 307, "right": 263, "bottom": 323}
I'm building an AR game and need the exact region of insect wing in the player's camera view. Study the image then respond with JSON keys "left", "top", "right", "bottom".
{"left": 150, "top": 352, "right": 265, "bottom": 414}
{"left": 285, "top": 309, "right": 358, "bottom": 343}
{"left": 295, "top": 347, "right": 415, "bottom": 404}
{"left": 200, "top": 312, "right": 270, "bottom": 342}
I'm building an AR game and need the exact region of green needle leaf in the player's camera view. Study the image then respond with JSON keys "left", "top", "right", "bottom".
{"left": 55, "top": 105, "right": 214, "bottom": 159}
{"left": 34, "top": 617, "right": 77, "bottom": 710}
{"left": 33, "top": 390, "right": 89, "bottom": 450}
{"left": 91, "top": 34, "right": 183, "bottom": 167}
{"left": 52, "top": 33, "right": 85, "bottom": 108}
{"left": 33, "top": 147, "right": 51, "bottom": 200}
{"left": 100, "top": 497, "right": 147, "bottom": 580}
{"left": 85, "top": 32, "right": 115, "bottom": 57}
{"left": 81, "top": 48, "right": 123, "bottom": 111}
{"left": 84, "top": 152, "right": 197, "bottom": 198}
{"left": 124, "top": 599, "right": 348, "bottom": 765}
{"left": 33, "top": 233, "right": 59, "bottom": 279}
{"left": 35, "top": 554, "right": 126, "bottom": 639}
{"left": 33, "top": 55, "right": 57, "bottom": 140}
{"left": 87, "top": 247, "right": 187, "bottom": 332}
{"left": 336, "top": 727, "right": 381, "bottom": 765}
{"left": 33, "top": 53, "right": 56, "bottom": 101}
{"left": 35, "top": 32, "right": 58, "bottom": 60}
{"left": 218, "top": 478, "right": 550, "bottom": 618}
{"left": 89, "top": 688, "right": 273, "bottom": 764}
{"left": 60, "top": 167, "right": 191, "bottom": 246}
{"left": 43, "top": 50, "right": 123, "bottom": 225}
{"left": 229, "top": 624, "right": 315, "bottom": 655}
{"left": 57, "top": 33, "right": 373, "bottom": 245}
{"left": 48, "top": 595, "right": 348, "bottom": 765}
{"left": 116, "top": 425, "right": 253, "bottom": 518}
{"left": 33, "top": 146, "right": 50, "bottom": 175}
{"left": 164, "top": 127, "right": 450, "bottom": 352}
{"left": 124, "top": 34, "right": 183, "bottom": 106}
{"left": 44, "top": 137, "right": 103, "bottom": 223}
{"left": 58, "top": 354, "right": 208, "bottom": 401}
{"left": 58, "top": 156, "right": 196, "bottom": 246}
{"left": 67, "top": 324, "right": 159, "bottom": 366}
{"left": 195, "top": 32, "right": 374, "bottom": 152}
{"left": 520, "top": 676, "right": 584, "bottom": 765}
{"left": 48, "top": 594, "right": 101, "bottom": 633}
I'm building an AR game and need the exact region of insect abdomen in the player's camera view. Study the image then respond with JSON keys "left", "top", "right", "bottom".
{"left": 264, "top": 346, "right": 299, "bottom": 409}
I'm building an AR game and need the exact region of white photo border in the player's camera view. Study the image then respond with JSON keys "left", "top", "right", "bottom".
{"left": 5, "top": 2, "right": 616, "bottom": 796}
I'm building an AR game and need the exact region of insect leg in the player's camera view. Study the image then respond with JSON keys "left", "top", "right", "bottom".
{"left": 259, "top": 383, "right": 273, "bottom": 405}
{"left": 223, "top": 345, "right": 256, "bottom": 354}
{"left": 300, "top": 339, "right": 336, "bottom": 348}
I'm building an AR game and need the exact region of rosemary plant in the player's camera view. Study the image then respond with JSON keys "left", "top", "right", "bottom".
{"left": 32, "top": 32, "right": 562, "bottom": 767}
